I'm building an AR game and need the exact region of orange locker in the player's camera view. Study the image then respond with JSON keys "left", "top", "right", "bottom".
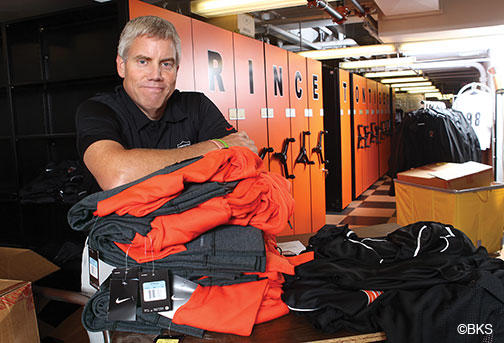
{"left": 352, "top": 73, "right": 367, "bottom": 198}
{"left": 287, "top": 52, "right": 311, "bottom": 234}
{"left": 232, "top": 33, "right": 268, "bottom": 169}
{"left": 128, "top": 0, "right": 195, "bottom": 91}
{"left": 366, "top": 78, "right": 379, "bottom": 188}
{"left": 307, "top": 58, "right": 326, "bottom": 233}
{"left": 192, "top": 20, "right": 236, "bottom": 124}
{"left": 339, "top": 69, "right": 352, "bottom": 209}
{"left": 264, "top": 43, "right": 293, "bottom": 233}
{"left": 378, "top": 82, "right": 391, "bottom": 177}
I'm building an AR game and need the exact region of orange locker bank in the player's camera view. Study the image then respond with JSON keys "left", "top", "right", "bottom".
{"left": 126, "top": 0, "right": 396, "bottom": 232}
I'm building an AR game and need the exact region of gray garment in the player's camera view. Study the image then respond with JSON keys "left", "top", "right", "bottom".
{"left": 82, "top": 277, "right": 205, "bottom": 338}
{"left": 68, "top": 156, "right": 267, "bottom": 282}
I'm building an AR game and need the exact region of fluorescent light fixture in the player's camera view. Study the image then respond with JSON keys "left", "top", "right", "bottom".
{"left": 340, "top": 57, "right": 416, "bottom": 69}
{"left": 364, "top": 70, "right": 420, "bottom": 78}
{"left": 401, "top": 86, "right": 436, "bottom": 92}
{"left": 381, "top": 77, "right": 428, "bottom": 84}
{"left": 407, "top": 89, "right": 439, "bottom": 94}
{"left": 191, "top": 0, "right": 307, "bottom": 17}
{"left": 425, "top": 92, "right": 443, "bottom": 98}
{"left": 299, "top": 44, "right": 396, "bottom": 60}
{"left": 400, "top": 36, "right": 496, "bottom": 56}
{"left": 391, "top": 81, "right": 432, "bottom": 88}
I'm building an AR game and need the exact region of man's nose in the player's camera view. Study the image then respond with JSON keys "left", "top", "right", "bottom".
{"left": 147, "top": 64, "right": 163, "bottom": 80}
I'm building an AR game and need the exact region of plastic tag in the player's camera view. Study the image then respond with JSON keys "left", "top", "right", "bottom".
{"left": 108, "top": 267, "right": 139, "bottom": 321}
{"left": 88, "top": 247, "right": 99, "bottom": 290}
{"left": 139, "top": 269, "right": 171, "bottom": 313}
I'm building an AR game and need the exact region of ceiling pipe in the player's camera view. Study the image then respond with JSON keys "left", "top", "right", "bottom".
{"left": 265, "top": 24, "right": 319, "bottom": 50}
{"left": 350, "top": 0, "right": 366, "bottom": 16}
{"left": 307, "top": 0, "right": 346, "bottom": 23}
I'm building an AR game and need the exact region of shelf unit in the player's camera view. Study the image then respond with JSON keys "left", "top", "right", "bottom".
{"left": 0, "top": 1, "right": 125, "bottom": 246}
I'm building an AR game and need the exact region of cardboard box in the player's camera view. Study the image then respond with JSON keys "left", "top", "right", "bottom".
{"left": 395, "top": 179, "right": 504, "bottom": 253}
{"left": 397, "top": 161, "right": 493, "bottom": 190}
{"left": 0, "top": 248, "right": 59, "bottom": 343}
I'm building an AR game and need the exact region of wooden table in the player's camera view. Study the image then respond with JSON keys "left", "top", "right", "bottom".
{"left": 112, "top": 313, "right": 386, "bottom": 343}
{"left": 112, "top": 224, "right": 400, "bottom": 342}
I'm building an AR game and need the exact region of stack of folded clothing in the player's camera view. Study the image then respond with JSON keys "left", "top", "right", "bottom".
{"left": 69, "top": 147, "right": 305, "bottom": 336}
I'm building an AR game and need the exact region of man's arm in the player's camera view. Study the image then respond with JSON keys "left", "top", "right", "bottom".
{"left": 84, "top": 131, "right": 256, "bottom": 190}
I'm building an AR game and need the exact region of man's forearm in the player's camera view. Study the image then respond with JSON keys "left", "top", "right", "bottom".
{"left": 85, "top": 139, "right": 220, "bottom": 190}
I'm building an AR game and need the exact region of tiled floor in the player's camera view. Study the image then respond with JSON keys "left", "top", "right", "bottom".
{"left": 326, "top": 177, "right": 397, "bottom": 229}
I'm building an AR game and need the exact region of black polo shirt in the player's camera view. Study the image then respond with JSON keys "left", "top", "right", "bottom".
{"left": 75, "top": 85, "right": 236, "bottom": 159}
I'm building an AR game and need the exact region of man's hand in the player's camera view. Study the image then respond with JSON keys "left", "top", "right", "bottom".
{"left": 221, "top": 131, "right": 258, "bottom": 154}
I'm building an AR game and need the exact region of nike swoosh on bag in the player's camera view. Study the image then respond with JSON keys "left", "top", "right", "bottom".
{"left": 226, "top": 127, "right": 234, "bottom": 131}
{"left": 115, "top": 297, "right": 131, "bottom": 304}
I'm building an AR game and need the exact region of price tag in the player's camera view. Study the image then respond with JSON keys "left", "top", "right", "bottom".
{"left": 88, "top": 247, "right": 99, "bottom": 290}
{"left": 108, "top": 267, "right": 139, "bottom": 321}
{"left": 139, "top": 269, "right": 171, "bottom": 313}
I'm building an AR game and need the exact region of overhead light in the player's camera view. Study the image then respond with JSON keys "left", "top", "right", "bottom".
{"left": 364, "top": 70, "right": 420, "bottom": 78}
{"left": 381, "top": 77, "right": 428, "bottom": 84}
{"left": 299, "top": 44, "right": 397, "bottom": 60}
{"left": 425, "top": 92, "right": 443, "bottom": 99}
{"left": 407, "top": 89, "right": 439, "bottom": 94}
{"left": 191, "top": 0, "right": 307, "bottom": 17}
{"left": 340, "top": 57, "right": 416, "bottom": 69}
{"left": 391, "top": 81, "right": 432, "bottom": 88}
{"left": 400, "top": 37, "right": 496, "bottom": 56}
{"left": 401, "top": 86, "right": 437, "bottom": 92}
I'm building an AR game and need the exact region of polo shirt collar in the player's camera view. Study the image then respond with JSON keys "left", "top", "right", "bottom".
{"left": 118, "top": 86, "right": 188, "bottom": 132}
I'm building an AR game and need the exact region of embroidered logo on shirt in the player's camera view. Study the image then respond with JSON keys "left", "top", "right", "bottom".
{"left": 226, "top": 126, "right": 234, "bottom": 131}
{"left": 177, "top": 140, "right": 191, "bottom": 148}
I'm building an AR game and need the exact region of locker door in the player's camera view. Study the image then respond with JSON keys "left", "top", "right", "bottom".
{"left": 367, "top": 78, "right": 379, "bottom": 187}
{"left": 288, "top": 52, "right": 311, "bottom": 234}
{"left": 352, "top": 74, "right": 365, "bottom": 198}
{"left": 339, "top": 69, "right": 352, "bottom": 209}
{"left": 128, "top": 0, "right": 194, "bottom": 91}
{"left": 264, "top": 43, "right": 292, "bottom": 233}
{"left": 307, "top": 58, "right": 326, "bottom": 233}
{"left": 232, "top": 33, "right": 268, "bottom": 168}
{"left": 378, "top": 82, "right": 388, "bottom": 177}
{"left": 192, "top": 20, "right": 236, "bottom": 124}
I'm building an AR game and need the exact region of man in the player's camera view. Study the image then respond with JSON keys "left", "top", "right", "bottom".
{"left": 76, "top": 15, "right": 256, "bottom": 191}
{"left": 76, "top": 17, "right": 257, "bottom": 342}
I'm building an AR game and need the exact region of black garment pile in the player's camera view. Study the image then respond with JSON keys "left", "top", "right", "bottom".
{"left": 388, "top": 107, "right": 481, "bottom": 182}
{"left": 20, "top": 160, "right": 93, "bottom": 204}
{"left": 282, "top": 222, "right": 504, "bottom": 343}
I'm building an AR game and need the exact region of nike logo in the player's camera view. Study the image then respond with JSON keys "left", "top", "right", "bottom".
{"left": 115, "top": 297, "right": 132, "bottom": 304}
{"left": 171, "top": 295, "right": 187, "bottom": 301}
{"left": 226, "top": 126, "right": 234, "bottom": 131}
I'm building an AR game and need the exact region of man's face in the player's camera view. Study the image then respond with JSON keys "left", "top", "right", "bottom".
{"left": 117, "top": 35, "right": 178, "bottom": 120}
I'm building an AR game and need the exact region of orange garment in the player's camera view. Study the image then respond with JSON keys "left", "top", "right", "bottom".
{"left": 112, "top": 152, "right": 293, "bottom": 263}
{"left": 172, "top": 279, "right": 269, "bottom": 336}
{"left": 95, "top": 147, "right": 265, "bottom": 217}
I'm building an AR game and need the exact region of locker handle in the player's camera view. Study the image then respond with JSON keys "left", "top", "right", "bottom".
{"left": 312, "top": 130, "right": 328, "bottom": 165}
{"left": 370, "top": 122, "right": 378, "bottom": 144}
{"left": 273, "top": 138, "right": 296, "bottom": 179}
{"left": 357, "top": 125, "right": 366, "bottom": 149}
{"left": 295, "top": 131, "right": 315, "bottom": 165}
{"left": 259, "top": 147, "right": 274, "bottom": 160}
{"left": 357, "top": 125, "right": 370, "bottom": 148}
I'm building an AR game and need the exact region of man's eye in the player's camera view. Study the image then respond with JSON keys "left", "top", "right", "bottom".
{"left": 138, "top": 59, "right": 147, "bottom": 65}
{"left": 162, "top": 62, "right": 174, "bottom": 69}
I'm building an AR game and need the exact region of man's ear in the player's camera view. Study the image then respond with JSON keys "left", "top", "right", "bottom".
{"left": 116, "top": 55, "right": 125, "bottom": 78}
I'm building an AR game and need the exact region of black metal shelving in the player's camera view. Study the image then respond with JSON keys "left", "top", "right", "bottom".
{"left": 0, "top": 1, "right": 123, "bottom": 246}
